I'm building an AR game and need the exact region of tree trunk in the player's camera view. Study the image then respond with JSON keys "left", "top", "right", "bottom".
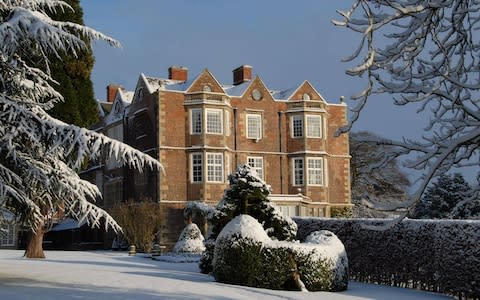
{"left": 25, "top": 225, "right": 45, "bottom": 259}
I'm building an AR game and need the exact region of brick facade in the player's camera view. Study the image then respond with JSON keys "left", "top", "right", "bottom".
{"left": 104, "top": 66, "right": 352, "bottom": 248}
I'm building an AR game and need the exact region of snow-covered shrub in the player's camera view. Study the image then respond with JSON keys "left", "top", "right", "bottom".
{"left": 200, "top": 164, "right": 297, "bottom": 274}
{"left": 173, "top": 223, "right": 205, "bottom": 254}
{"left": 213, "top": 215, "right": 348, "bottom": 292}
{"left": 304, "top": 230, "right": 349, "bottom": 291}
{"left": 295, "top": 217, "right": 480, "bottom": 299}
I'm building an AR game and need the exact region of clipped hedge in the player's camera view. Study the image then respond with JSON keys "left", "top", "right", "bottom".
{"left": 213, "top": 215, "right": 348, "bottom": 292}
{"left": 295, "top": 217, "right": 480, "bottom": 299}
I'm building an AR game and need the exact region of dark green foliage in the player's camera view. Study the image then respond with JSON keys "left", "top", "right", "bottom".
{"left": 198, "top": 241, "right": 214, "bottom": 274}
{"left": 213, "top": 235, "right": 264, "bottom": 287}
{"left": 208, "top": 164, "right": 297, "bottom": 241}
{"left": 22, "top": 0, "right": 98, "bottom": 127}
{"left": 414, "top": 173, "right": 475, "bottom": 219}
{"left": 295, "top": 217, "right": 480, "bottom": 299}
{"left": 213, "top": 225, "right": 338, "bottom": 291}
{"left": 200, "top": 165, "right": 297, "bottom": 274}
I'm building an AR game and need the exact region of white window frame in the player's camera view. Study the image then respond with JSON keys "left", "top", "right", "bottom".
{"left": 246, "top": 114, "right": 262, "bottom": 140}
{"left": 206, "top": 153, "right": 224, "bottom": 183}
{"left": 307, "top": 158, "right": 324, "bottom": 186}
{"left": 0, "top": 223, "right": 15, "bottom": 246}
{"left": 292, "top": 157, "right": 304, "bottom": 186}
{"left": 291, "top": 115, "right": 303, "bottom": 138}
{"left": 206, "top": 108, "right": 223, "bottom": 134}
{"left": 306, "top": 115, "right": 322, "bottom": 138}
{"left": 190, "top": 153, "right": 203, "bottom": 183}
{"left": 247, "top": 156, "right": 264, "bottom": 180}
{"left": 190, "top": 108, "right": 202, "bottom": 135}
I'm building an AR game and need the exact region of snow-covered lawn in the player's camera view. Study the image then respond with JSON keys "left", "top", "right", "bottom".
{"left": 0, "top": 250, "right": 452, "bottom": 300}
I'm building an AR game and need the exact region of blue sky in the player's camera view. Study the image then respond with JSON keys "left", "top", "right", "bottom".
{"left": 81, "top": 0, "right": 424, "bottom": 141}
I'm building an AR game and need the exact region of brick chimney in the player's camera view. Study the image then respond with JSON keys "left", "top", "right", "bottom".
{"left": 168, "top": 66, "right": 188, "bottom": 81}
{"left": 106, "top": 84, "right": 122, "bottom": 103}
{"left": 233, "top": 65, "right": 252, "bottom": 85}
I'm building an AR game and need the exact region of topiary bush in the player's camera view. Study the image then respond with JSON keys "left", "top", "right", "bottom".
{"left": 200, "top": 164, "right": 297, "bottom": 274}
{"left": 213, "top": 215, "right": 348, "bottom": 292}
{"left": 173, "top": 223, "right": 205, "bottom": 254}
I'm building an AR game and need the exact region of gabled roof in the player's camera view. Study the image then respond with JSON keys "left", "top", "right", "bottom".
{"left": 186, "top": 69, "right": 225, "bottom": 94}
{"left": 130, "top": 69, "right": 333, "bottom": 104}
{"left": 104, "top": 88, "right": 134, "bottom": 126}
{"left": 286, "top": 80, "right": 326, "bottom": 102}
{"left": 117, "top": 89, "right": 134, "bottom": 104}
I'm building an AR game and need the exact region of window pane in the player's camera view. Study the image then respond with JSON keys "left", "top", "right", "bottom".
{"left": 206, "top": 109, "right": 222, "bottom": 134}
{"left": 307, "top": 158, "right": 323, "bottom": 185}
{"left": 191, "top": 109, "right": 202, "bottom": 134}
{"left": 306, "top": 115, "right": 321, "bottom": 138}
{"left": 207, "top": 153, "right": 223, "bottom": 182}
{"left": 247, "top": 157, "right": 264, "bottom": 180}
{"left": 292, "top": 116, "right": 303, "bottom": 138}
{"left": 246, "top": 114, "right": 262, "bottom": 139}
{"left": 1, "top": 223, "right": 15, "bottom": 246}
{"left": 294, "top": 158, "right": 304, "bottom": 186}
{"left": 192, "top": 153, "right": 202, "bottom": 182}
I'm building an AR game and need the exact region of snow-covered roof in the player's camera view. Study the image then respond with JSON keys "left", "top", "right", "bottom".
{"left": 270, "top": 86, "right": 298, "bottom": 101}
{"left": 144, "top": 75, "right": 194, "bottom": 92}
{"left": 104, "top": 88, "right": 134, "bottom": 125}
{"left": 118, "top": 89, "right": 134, "bottom": 104}
{"left": 138, "top": 72, "right": 330, "bottom": 103}
{"left": 222, "top": 81, "right": 250, "bottom": 97}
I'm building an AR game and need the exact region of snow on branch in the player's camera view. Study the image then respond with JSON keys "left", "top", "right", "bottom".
{"left": 335, "top": 0, "right": 480, "bottom": 220}
{"left": 0, "top": 0, "right": 161, "bottom": 231}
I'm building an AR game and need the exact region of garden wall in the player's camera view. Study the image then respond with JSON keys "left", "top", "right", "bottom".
{"left": 294, "top": 217, "right": 480, "bottom": 299}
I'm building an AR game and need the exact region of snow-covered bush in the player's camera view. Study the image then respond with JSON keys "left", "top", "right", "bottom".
{"left": 200, "top": 164, "right": 297, "bottom": 274}
{"left": 213, "top": 215, "right": 348, "bottom": 292}
{"left": 173, "top": 223, "right": 205, "bottom": 254}
{"left": 295, "top": 217, "right": 480, "bottom": 299}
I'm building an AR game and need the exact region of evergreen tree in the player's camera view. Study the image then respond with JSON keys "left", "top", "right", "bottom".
{"left": 0, "top": 0, "right": 161, "bottom": 258}
{"left": 199, "top": 164, "right": 297, "bottom": 273}
{"left": 414, "top": 173, "right": 473, "bottom": 219}
{"left": 21, "top": 0, "right": 98, "bottom": 127}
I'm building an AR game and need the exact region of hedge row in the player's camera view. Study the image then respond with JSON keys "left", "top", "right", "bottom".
{"left": 294, "top": 217, "right": 480, "bottom": 299}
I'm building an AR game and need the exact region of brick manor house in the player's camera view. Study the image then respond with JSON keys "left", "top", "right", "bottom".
{"left": 88, "top": 65, "right": 352, "bottom": 248}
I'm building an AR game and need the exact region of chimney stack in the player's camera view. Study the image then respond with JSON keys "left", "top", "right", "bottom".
{"left": 168, "top": 66, "right": 188, "bottom": 81}
{"left": 106, "top": 84, "right": 121, "bottom": 103}
{"left": 232, "top": 65, "right": 252, "bottom": 85}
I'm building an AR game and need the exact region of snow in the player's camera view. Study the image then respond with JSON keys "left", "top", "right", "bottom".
{"left": 172, "top": 223, "right": 206, "bottom": 254}
{"left": 0, "top": 250, "right": 452, "bottom": 300}
{"left": 216, "top": 214, "right": 270, "bottom": 243}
